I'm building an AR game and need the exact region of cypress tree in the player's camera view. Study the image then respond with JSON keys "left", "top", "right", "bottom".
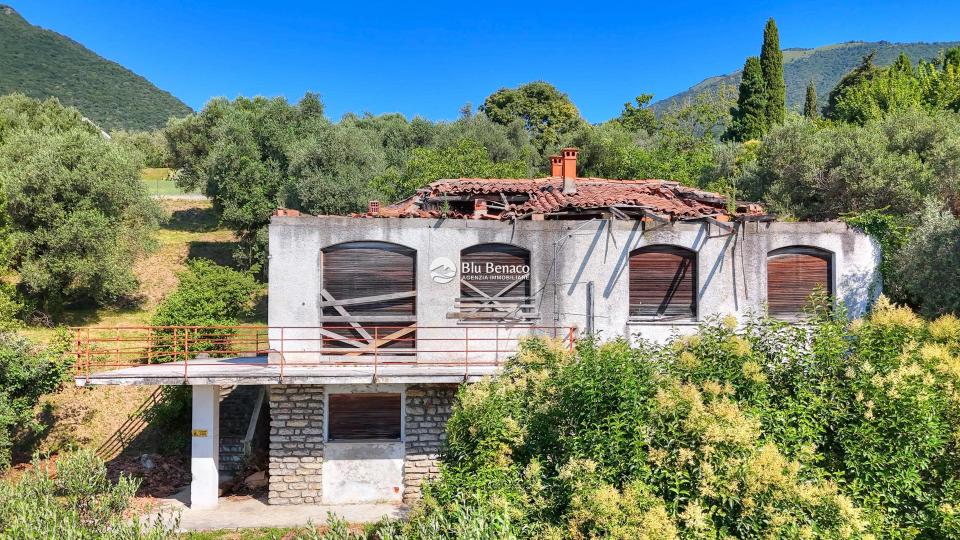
{"left": 803, "top": 81, "right": 818, "bottom": 119}
{"left": 760, "top": 18, "right": 786, "bottom": 127}
{"left": 726, "top": 56, "right": 768, "bottom": 141}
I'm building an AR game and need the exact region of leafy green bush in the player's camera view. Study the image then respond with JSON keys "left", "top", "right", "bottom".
{"left": 0, "top": 449, "right": 177, "bottom": 538}
{"left": 150, "top": 259, "right": 261, "bottom": 360}
{"left": 0, "top": 329, "right": 69, "bottom": 469}
{"left": 412, "top": 300, "right": 960, "bottom": 538}
{"left": 746, "top": 109, "right": 960, "bottom": 220}
{"left": 843, "top": 208, "right": 911, "bottom": 303}
{"left": 151, "top": 259, "right": 260, "bottom": 328}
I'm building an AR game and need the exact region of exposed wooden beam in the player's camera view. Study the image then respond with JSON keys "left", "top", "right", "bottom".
{"left": 319, "top": 289, "right": 374, "bottom": 341}
{"left": 446, "top": 312, "right": 540, "bottom": 320}
{"left": 318, "top": 290, "right": 416, "bottom": 308}
{"left": 702, "top": 216, "right": 734, "bottom": 231}
{"left": 608, "top": 206, "right": 630, "bottom": 220}
{"left": 316, "top": 328, "right": 367, "bottom": 348}
{"left": 343, "top": 325, "right": 417, "bottom": 357}
{"left": 319, "top": 315, "right": 418, "bottom": 323}
{"left": 455, "top": 296, "right": 531, "bottom": 302}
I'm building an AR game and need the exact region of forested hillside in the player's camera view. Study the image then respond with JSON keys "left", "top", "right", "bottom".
{"left": 655, "top": 40, "right": 960, "bottom": 112}
{"left": 0, "top": 5, "right": 191, "bottom": 130}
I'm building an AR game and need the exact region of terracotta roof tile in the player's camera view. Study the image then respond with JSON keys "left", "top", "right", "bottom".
{"left": 359, "top": 177, "right": 765, "bottom": 220}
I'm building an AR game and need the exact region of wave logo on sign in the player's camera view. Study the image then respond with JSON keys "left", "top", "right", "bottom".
{"left": 430, "top": 257, "right": 457, "bottom": 284}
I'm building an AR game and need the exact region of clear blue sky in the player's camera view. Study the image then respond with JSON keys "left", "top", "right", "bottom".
{"left": 12, "top": 0, "right": 960, "bottom": 123}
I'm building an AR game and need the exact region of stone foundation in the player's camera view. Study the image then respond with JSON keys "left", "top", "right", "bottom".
{"left": 403, "top": 384, "right": 457, "bottom": 502}
{"left": 266, "top": 383, "right": 457, "bottom": 505}
{"left": 268, "top": 385, "right": 324, "bottom": 505}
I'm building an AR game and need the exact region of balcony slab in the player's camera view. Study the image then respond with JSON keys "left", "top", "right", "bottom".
{"left": 74, "top": 355, "right": 501, "bottom": 386}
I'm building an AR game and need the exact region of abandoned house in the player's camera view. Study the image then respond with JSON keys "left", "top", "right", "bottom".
{"left": 74, "top": 148, "right": 881, "bottom": 510}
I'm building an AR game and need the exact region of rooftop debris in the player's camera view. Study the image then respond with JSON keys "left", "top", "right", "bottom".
{"left": 357, "top": 177, "right": 766, "bottom": 221}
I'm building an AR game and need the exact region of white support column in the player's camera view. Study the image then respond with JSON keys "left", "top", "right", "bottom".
{"left": 191, "top": 385, "right": 220, "bottom": 509}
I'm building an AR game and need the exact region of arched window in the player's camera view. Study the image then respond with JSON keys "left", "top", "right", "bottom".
{"left": 321, "top": 241, "right": 416, "bottom": 351}
{"left": 629, "top": 245, "right": 697, "bottom": 320}
{"left": 456, "top": 243, "right": 534, "bottom": 321}
{"left": 766, "top": 246, "right": 832, "bottom": 318}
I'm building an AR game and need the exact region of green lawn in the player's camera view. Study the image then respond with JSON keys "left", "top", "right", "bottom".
{"left": 141, "top": 168, "right": 203, "bottom": 197}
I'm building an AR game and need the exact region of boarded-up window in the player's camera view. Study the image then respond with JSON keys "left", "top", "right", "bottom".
{"left": 457, "top": 244, "right": 533, "bottom": 321}
{"left": 321, "top": 242, "right": 416, "bottom": 350}
{"left": 767, "top": 246, "right": 832, "bottom": 318}
{"left": 327, "top": 393, "right": 401, "bottom": 441}
{"left": 629, "top": 245, "right": 697, "bottom": 320}
{"left": 461, "top": 244, "right": 531, "bottom": 298}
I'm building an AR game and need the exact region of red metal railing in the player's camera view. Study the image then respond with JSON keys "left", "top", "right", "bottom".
{"left": 72, "top": 325, "right": 577, "bottom": 380}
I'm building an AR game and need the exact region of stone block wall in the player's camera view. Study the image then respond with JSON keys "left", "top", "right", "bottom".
{"left": 268, "top": 385, "right": 324, "bottom": 505}
{"left": 403, "top": 384, "right": 458, "bottom": 502}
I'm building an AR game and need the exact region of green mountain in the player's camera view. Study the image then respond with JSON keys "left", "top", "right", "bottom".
{"left": 0, "top": 4, "right": 192, "bottom": 131}
{"left": 653, "top": 41, "right": 960, "bottom": 113}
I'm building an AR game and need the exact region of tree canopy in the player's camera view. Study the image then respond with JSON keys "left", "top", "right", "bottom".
{"left": 481, "top": 81, "right": 583, "bottom": 163}
{"left": 825, "top": 48, "right": 960, "bottom": 124}
{"left": 166, "top": 94, "right": 534, "bottom": 270}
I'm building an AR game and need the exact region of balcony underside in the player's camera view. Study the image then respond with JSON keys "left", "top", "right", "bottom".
{"left": 74, "top": 355, "right": 502, "bottom": 386}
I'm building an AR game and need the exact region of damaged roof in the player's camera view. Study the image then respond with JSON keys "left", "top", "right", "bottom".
{"left": 363, "top": 177, "right": 765, "bottom": 221}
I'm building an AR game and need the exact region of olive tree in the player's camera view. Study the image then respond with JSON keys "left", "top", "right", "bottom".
{"left": 0, "top": 127, "right": 159, "bottom": 310}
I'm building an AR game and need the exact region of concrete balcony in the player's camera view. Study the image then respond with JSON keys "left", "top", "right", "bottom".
{"left": 72, "top": 325, "right": 576, "bottom": 386}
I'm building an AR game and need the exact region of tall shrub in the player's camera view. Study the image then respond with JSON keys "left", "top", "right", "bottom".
{"left": 150, "top": 259, "right": 261, "bottom": 359}
{"left": 895, "top": 201, "right": 960, "bottom": 316}
{"left": 416, "top": 302, "right": 960, "bottom": 538}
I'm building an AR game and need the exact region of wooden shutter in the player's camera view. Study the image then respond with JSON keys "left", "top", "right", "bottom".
{"left": 767, "top": 247, "right": 832, "bottom": 317}
{"left": 629, "top": 246, "right": 697, "bottom": 320}
{"left": 321, "top": 242, "right": 416, "bottom": 349}
{"left": 460, "top": 244, "right": 531, "bottom": 298}
{"left": 327, "top": 393, "right": 401, "bottom": 441}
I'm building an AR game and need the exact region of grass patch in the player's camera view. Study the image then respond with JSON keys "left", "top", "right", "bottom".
{"left": 141, "top": 168, "right": 172, "bottom": 181}
{"left": 141, "top": 168, "right": 203, "bottom": 197}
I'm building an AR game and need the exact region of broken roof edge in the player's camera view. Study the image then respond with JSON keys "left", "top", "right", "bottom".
{"left": 272, "top": 177, "right": 770, "bottom": 222}
{"left": 357, "top": 176, "right": 768, "bottom": 221}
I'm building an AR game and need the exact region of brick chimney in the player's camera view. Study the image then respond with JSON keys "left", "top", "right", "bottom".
{"left": 367, "top": 200, "right": 381, "bottom": 215}
{"left": 473, "top": 198, "right": 488, "bottom": 218}
{"left": 549, "top": 155, "right": 563, "bottom": 177}
{"left": 561, "top": 147, "right": 578, "bottom": 195}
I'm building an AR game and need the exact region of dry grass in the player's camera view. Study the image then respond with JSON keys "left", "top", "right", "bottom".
{"left": 135, "top": 199, "right": 237, "bottom": 308}
{"left": 21, "top": 385, "right": 160, "bottom": 458}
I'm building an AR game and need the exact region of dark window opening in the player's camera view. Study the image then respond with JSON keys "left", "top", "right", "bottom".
{"left": 629, "top": 245, "right": 697, "bottom": 321}
{"left": 327, "top": 393, "right": 401, "bottom": 441}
